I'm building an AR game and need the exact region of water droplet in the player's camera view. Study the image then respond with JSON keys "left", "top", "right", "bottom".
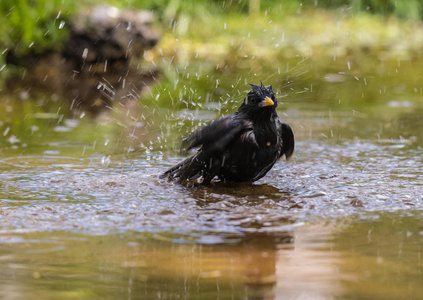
{"left": 101, "top": 155, "right": 111, "bottom": 167}
{"left": 82, "top": 48, "right": 88, "bottom": 59}
{"left": 8, "top": 135, "right": 19, "bottom": 144}
{"left": 3, "top": 127, "right": 10, "bottom": 136}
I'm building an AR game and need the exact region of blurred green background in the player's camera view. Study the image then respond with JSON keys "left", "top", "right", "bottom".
{"left": 1, "top": 0, "right": 423, "bottom": 71}
{"left": 2, "top": 0, "right": 423, "bottom": 148}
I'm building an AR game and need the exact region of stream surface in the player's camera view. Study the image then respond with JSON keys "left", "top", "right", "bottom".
{"left": 1, "top": 55, "right": 423, "bottom": 299}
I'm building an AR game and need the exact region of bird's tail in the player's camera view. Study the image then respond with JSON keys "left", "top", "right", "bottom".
{"left": 160, "top": 153, "right": 204, "bottom": 184}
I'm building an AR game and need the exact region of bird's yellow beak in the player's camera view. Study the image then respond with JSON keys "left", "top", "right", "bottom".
{"left": 261, "top": 97, "right": 274, "bottom": 107}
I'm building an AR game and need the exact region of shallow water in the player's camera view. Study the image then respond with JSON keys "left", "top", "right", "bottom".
{"left": 1, "top": 53, "right": 423, "bottom": 299}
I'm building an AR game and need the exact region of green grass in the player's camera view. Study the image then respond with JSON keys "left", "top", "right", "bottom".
{"left": 137, "top": 7, "right": 423, "bottom": 109}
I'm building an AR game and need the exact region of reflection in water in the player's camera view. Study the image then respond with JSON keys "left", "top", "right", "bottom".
{"left": 275, "top": 226, "right": 342, "bottom": 299}
{"left": 1, "top": 52, "right": 423, "bottom": 298}
{"left": 7, "top": 53, "right": 160, "bottom": 117}
{"left": 1, "top": 135, "right": 423, "bottom": 234}
{"left": 335, "top": 212, "right": 423, "bottom": 299}
{"left": 188, "top": 182, "right": 291, "bottom": 205}
{"left": 0, "top": 225, "right": 341, "bottom": 299}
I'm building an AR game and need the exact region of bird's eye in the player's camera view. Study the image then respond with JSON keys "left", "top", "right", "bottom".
{"left": 246, "top": 96, "right": 258, "bottom": 105}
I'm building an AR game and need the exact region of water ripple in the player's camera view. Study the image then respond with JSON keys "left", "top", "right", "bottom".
{"left": 0, "top": 140, "right": 422, "bottom": 240}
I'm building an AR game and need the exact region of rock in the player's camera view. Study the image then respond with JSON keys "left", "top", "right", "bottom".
{"left": 6, "top": 5, "right": 161, "bottom": 117}
{"left": 64, "top": 5, "right": 160, "bottom": 63}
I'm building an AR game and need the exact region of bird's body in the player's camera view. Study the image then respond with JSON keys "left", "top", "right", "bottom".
{"left": 160, "top": 83, "right": 294, "bottom": 185}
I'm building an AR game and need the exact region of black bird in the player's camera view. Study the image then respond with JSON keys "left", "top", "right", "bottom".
{"left": 160, "top": 83, "right": 294, "bottom": 185}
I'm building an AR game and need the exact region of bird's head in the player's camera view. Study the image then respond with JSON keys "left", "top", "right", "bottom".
{"left": 241, "top": 83, "right": 277, "bottom": 113}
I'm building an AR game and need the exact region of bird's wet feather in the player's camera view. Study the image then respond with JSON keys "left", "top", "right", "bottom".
{"left": 160, "top": 83, "right": 294, "bottom": 185}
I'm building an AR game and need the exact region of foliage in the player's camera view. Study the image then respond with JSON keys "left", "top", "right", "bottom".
{"left": 300, "top": 0, "right": 423, "bottom": 20}
{"left": 363, "top": 0, "right": 422, "bottom": 20}
{"left": 0, "top": 0, "right": 73, "bottom": 74}
{"left": 116, "top": 0, "right": 423, "bottom": 21}
{"left": 82, "top": 0, "right": 423, "bottom": 22}
{"left": 1, "top": 0, "right": 423, "bottom": 79}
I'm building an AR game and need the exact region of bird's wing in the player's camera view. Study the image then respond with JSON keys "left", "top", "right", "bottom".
{"left": 184, "top": 115, "right": 250, "bottom": 154}
{"left": 278, "top": 120, "right": 295, "bottom": 159}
